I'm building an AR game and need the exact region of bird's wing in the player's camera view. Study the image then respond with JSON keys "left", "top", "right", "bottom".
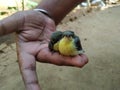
{"left": 50, "top": 31, "right": 63, "bottom": 43}
{"left": 49, "top": 31, "right": 63, "bottom": 51}
{"left": 74, "top": 35, "right": 83, "bottom": 51}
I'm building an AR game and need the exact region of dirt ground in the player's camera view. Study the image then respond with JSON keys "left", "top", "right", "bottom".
{"left": 0, "top": 5, "right": 120, "bottom": 90}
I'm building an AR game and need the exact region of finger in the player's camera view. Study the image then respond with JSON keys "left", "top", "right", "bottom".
{"left": 36, "top": 47, "right": 88, "bottom": 68}
{"left": 16, "top": 38, "right": 41, "bottom": 89}
{"left": 0, "top": 12, "right": 23, "bottom": 36}
{"left": 61, "top": 54, "right": 88, "bottom": 67}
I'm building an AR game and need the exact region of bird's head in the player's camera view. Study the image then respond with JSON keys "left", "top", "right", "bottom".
{"left": 62, "top": 31, "right": 75, "bottom": 41}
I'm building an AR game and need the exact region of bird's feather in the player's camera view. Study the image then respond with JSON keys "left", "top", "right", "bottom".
{"left": 74, "top": 35, "right": 83, "bottom": 51}
{"left": 49, "top": 31, "right": 63, "bottom": 52}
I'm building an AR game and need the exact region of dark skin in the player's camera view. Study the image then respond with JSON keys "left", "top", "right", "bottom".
{"left": 0, "top": 0, "right": 88, "bottom": 90}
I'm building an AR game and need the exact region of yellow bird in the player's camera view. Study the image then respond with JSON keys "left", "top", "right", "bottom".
{"left": 58, "top": 31, "right": 84, "bottom": 56}
{"left": 49, "top": 30, "right": 84, "bottom": 56}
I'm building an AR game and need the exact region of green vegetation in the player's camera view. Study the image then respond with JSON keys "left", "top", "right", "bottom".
{"left": 0, "top": 0, "right": 38, "bottom": 19}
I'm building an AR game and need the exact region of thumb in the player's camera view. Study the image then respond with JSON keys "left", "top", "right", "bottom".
{"left": 0, "top": 11, "right": 24, "bottom": 36}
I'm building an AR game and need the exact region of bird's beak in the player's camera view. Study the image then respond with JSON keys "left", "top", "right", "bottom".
{"left": 64, "top": 36, "right": 72, "bottom": 40}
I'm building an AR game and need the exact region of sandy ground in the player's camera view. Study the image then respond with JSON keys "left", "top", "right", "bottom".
{"left": 0, "top": 5, "right": 120, "bottom": 90}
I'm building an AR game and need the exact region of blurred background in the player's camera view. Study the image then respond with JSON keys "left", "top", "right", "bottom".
{"left": 0, "top": 0, "right": 120, "bottom": 90}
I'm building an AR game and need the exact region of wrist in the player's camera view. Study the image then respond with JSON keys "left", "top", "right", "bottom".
{"left": 36, "top": 0, "right": 82, "bottom": 25}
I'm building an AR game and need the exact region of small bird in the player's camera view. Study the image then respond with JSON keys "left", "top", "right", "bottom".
{"left": 49, "top": 30, "right": 84, "bottom": 56}
{"left": 59, "top": 31, "right": 84, "bottom": 56}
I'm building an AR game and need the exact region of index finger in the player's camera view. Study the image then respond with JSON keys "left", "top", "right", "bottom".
{"left": 36, "top": 47, "right": 88, "bottom": 68}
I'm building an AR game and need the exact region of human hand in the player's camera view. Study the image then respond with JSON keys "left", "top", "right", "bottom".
{"left": 15, "top": 10, "right": 88, "bottom": 67}
{"left": 0, "top": 10, "right": 88, "bottom": 90}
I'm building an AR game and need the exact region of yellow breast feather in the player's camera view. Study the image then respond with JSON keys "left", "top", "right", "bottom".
{"left": 59, "top": 37, "right": 78, "bottom": 56}
{"left": 53, "top": 41, "right": 59, "bottom": 51}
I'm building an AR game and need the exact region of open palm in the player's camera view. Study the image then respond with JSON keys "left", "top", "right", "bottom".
{"left": 0, "top": 10, "right": 88, "bottom": 89}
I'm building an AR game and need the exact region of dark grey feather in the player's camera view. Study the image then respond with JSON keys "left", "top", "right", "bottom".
{"left": 74, "top": 35, "right": 83, "bottom": 51}
{"left": 48, "top": 31, "right": 63, "bottom": 51}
